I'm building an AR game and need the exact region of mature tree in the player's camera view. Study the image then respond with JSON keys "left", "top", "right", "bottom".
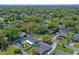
{"left": 14, "top": 48, "right": 22, "bottom": 54}
{"left": 0, "top": 29, "right": 8, "bottom": 49}
{"left": 48, "top": 21, "right": 59, "bottom": 32}
{"left": 21, "top": 22, "right": 44, "bottom": 34}
{"left": 5, "top": 25, "right": 21, "bottom": 42}
{"left": 42, "top": 35, "right": 52, "bottom": 45}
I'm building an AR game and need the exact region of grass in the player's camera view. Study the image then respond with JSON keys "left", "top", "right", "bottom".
{"left": 56, "top": 45, "right": 74, "bottom": 54}
{"left": 32, "top": 34, "right": 43, "bottom": 40}
{"left": 60, "top": 38, "right": 69, "bottom": 43}
{"left": 73, "top": 43, "right": 79, "bottom": 48}
{"left": 32, "top": 34, "right": 55, "bottom": 41}
{"left": 0, "top": 45, "right": 18, "bottom": 55}
{"left": 22, "top": 43, "right": 30, "bottom": 50}
{"left": 49, "top": 43, "right": 73, "bottom": 55}
{"left": 25, "top": 44, "right": 38, "bottom": 55}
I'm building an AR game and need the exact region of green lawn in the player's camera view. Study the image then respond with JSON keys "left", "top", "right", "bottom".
{"left": 73, "top": 43, "right": 79, "bottom": 48}
{"left": 32, "top": 34, "right": 43, "bottom": 40}
{"left": 25, "top": 44, "right": 38, "bottom": 55}
{"left": 0, "top": 45, "right": 18, "bottom": 55}
{"left": 56, "top": 45, "right": 74, "bottom": 54}
{"left": 32, "top": 34, "right": 55, "bottom": 41}
{"left": 49, "top": 44, "right": 74, "bottom": 55}
{"left": 23, "top": 43, "right": 30, "bottom": 50}
{"left": 60, "top": 38, "right": 69, "bottom": 43}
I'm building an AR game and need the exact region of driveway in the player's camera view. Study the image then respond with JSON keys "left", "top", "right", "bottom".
{"left": 47, "top": 35, "right": 58, "bottom": 55}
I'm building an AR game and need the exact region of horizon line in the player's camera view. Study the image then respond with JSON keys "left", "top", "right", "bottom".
{"left": 0, "top": 4, "right": 79, "bottom": 6}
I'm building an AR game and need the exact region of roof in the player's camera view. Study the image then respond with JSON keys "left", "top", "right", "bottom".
{"left": 46, "top": 29, "right": 54, "bottom": 34}
{"left": 72, "top": 34, "right": 79, "bottom": 42}
{"left": 66, "top": 27, "right": 72, "bottom": 31}
{"left": 56, "top": 32, "right": 68, "bottom": 38}
{"left": 58, "top": 25, "right": 65, "bottom": 30}
{"left": 35, "top": 42, "right": 52, "bottom": 55}
{"left": 19, "top": 32, "right": 27, "bottom": 38}
{"left": 26, "top": 40, "right": 34, "bottom": 45}
{"left": 55, "top": 50, "right": 70, "bottom": 55}
{"left": 27, "top": 35, "right": 39, "bottom": 44}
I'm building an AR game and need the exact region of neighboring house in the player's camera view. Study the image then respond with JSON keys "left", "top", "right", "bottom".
{"left": 56, "top": 32, "right": 68, "bottom": 38}
{"left": 46, "top": 29, "right": 54, "bottom": 34}
{"left": 35, "top": 42, "right": 52, "bottom": 55}
{"left": 72, "top": 34, "right": 79, "bottom": 42}
{"left": 58, "top": 25, "right": 65, "bottom": 30}
{"left": 26, "top": 35, "right": 39, "bottom": 45}
{"left": 19, "top": 32, "right": 27, "bottom": 39}
{"left": 66, "top": 27, "right": 72, "bottom": 32}
{"left": 54, "top": 50, "right": 70, "bottom": 55}
{"left": 18, "top": 32, "right": 27, "bottom": 44}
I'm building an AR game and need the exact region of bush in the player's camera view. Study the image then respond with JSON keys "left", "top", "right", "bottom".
{"left": 14, "top": 48, "right": 22, "bottom": 54}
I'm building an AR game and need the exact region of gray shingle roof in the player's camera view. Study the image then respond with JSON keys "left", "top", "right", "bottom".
{"left": 59, "top": 25, "right": 65, "bottom": 30}
{"left": 46, "top": 29, "right": 54, "bottom": 34}
{"left": 66, "top": 27, "right": 72, "bottom": 31}
{"left": 35, "top": 42, "right": 52, "bottom": 55}
{"left": 72, "top": 34, "right": 79, "bottom": 42}
{"left": 27, "top": 36, "right": 39, "bottom": 44}
{"left": 56, "top": 32, "right": 68, "bottom": 38}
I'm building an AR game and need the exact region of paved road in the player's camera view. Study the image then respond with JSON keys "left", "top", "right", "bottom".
{"left": 47, "top": 34, "right": 79, "bottom": 55}
{"left": 47, "top": 35, "right": 58, "bottom": 55}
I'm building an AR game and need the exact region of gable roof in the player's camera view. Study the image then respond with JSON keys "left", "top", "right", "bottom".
{"left": 27, "top": 35, "right": 39, "bottom": 44}
{"left": 46, "top": 29, "right": 54, "bottom": 34}
{"left": 66, "top": 27, "right": 72, "bottom": 31}
{"left": 56, "top": 32, "right": 68, "bottom": 38}
{"left": 35, "top": 42, "right": 52, "bottom": 55}
{"left": 19, "top": 32, "right": 27, "bottom": 38}
{"left": 58, "top": 25, "right": 65, "bottom": 30}
{"left": 55, "top": 50, "right": 70, "bottom": 55}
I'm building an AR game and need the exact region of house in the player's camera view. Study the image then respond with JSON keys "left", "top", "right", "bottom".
{"left": 54, "top": 50, "right": 70, "bottom": 55}
{"left": 46, "top": 29, "right": 54, "bottom": 34}
{"left": 26, "top": 35, "right": 39, "bottom": 45}
{"left": 18, "top": 32, "right": 28, "bottom": 44}
{"left": 58, "top": 24, "right": 65, "bottom": 30}
{"left": 56, "top": 32, "right": 68, "bottom": 38}
{"left": 66, "top": 27, "right": 72, "bottom": 32}
{"left": 72, "top": 34, "right": 79, "bottom": 42}
{"left": 19, "top": 32, "right": 27, "bottom": 38}
{"left": 35, "top": 42, "right": 52, "bottom": 55}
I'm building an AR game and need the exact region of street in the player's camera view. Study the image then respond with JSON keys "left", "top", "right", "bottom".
{"left": 47, "top": 35, "right": 58, "bottom": 55}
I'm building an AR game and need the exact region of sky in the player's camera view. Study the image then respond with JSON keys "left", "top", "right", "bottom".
{"left": 0, "top": 0, "right": 78, "bottom": 5}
